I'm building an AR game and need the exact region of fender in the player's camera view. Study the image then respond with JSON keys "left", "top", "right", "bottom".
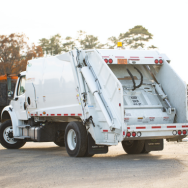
{"left": 1, "top": 105, "right": 23, "bottom": 137}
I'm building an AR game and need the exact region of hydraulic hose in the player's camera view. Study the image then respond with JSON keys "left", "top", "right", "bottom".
{"left": 134, "top": 67, "right": 143, "bottom": 88}
{"left": 126, "top": 67, "right": 143, "bottom": 90}
{"left": 126, "top": 69, "right": 136, "bottom": 91}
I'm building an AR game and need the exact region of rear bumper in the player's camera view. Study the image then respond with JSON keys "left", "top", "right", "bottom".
{"left": 123, "top": 123, "right": 188, "bottom": 141}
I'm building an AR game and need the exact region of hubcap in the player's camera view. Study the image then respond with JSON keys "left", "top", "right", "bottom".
{"left": 67, "top": 129, "right": 77, "bottom": 150}
{"left": 3, "top": 126, "right": 16, "bottom": 144}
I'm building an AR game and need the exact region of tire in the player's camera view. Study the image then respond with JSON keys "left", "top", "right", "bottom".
{"left": 122, "top": 140, "right": 144, "bottom": 154}
{"left": 0, "top": 120, "right": 26, "bottom": 149}
{"left": 54, "top": 140, "right": 65, "bottom": 147}
{"left": 65, "top": 121, "right": 87, "bottom": 157}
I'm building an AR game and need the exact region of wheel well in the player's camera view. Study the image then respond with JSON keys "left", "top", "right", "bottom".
{"left": 1, "top": 111, "right": 11, "bottom": 123}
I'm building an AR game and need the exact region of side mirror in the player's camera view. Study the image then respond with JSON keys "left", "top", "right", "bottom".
{"left": 8, "top": 90, "right": 14, "bottom": 100}
{"left": 7, "top": 77, "right": 14, "bottom": 100}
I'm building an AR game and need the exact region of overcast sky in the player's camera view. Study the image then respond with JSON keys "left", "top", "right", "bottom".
{"left": 1, "top": 0, "right": 188, "bottom": 82}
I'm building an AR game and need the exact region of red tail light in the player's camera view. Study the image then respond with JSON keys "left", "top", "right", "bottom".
{"left": 126, "top": 132, "right": 131, "bottom": 137}
{"left": 132, "top": 132, "right": 136, "bottom": 137}
{"left": 159, "top": 59, "right": 163, "bottom": 64}
{"left": 155, "top": 59, "right": 158, "bottom": 64}
{"left": 178, "top": 130, "right": 182, "bottom": 135}
{"left": 104, "top": 59, "right": 108, "bottom": 63}
{"left": 183, "top": 130, "right": 187, "bottom": 135}
{"left": 109, "top": 59, "right": 113, "bottom": 64}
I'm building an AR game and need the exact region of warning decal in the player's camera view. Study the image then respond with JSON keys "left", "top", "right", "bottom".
{"left": 130, "top": 96, "right": 141, "bottom": 105}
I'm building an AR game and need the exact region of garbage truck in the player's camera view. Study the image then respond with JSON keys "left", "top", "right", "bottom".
{"left": 0, "top": 48, "right": 188, "bottom": 157}
{"left": 0, "top": 74, "right": 18, "bottom": 121}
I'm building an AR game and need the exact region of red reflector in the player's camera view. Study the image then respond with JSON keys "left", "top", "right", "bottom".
{"left": 152, "top": 126, "right": 161, "bottom": 129}
{"left": 132, "top": 132, "right": 136, "bottom": 137}
{"left": 178, "top": 130, "right": 182, "bottom": 135}
{"left": 155, "top": 59, "right": 158, "bottom": 64}
{"left": 182, "top": 125, "right": 188, "bottom": 128}
{"left": 183, "top": 130, "right": 187, "bottom": 135}
{"left": 57, "top": 114, "right": 61, "bottom": 116}
{"left": 104, "top": 59, "right": 108, "bottom": 63}
{"left": 126, "top": 132, "right": 131, "bottom": 137}
{"left": 119, "top": 103, "right": 121, "bottom": 106}
{"left": 167, "top": 126, "right": 176, "bottom": 128}
{"left": 127, "top": 127, "right": 130, "bottom": 129}
{"left": 103, "top": 130, "right": 108, "bottom": 132}
{"left": 109, "top": 59, "right": 113, "bottom": 64}
{"left": 136, "top": 127, "right": 146, "bottom": 129}
{"left": 123, "top": 131, "right": 125, "bottom": 135}
{"left": 159, "top": 59, "right": 163, "bottom": 64}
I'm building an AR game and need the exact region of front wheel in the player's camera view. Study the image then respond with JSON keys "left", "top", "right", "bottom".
{"left": 122, "top": 140, "right": 144, "bottom": 154}
{"left": 65, "top": 121, "right": 87, "bottom": 157}
{"left": 0, "top": 120, "right": 26, "bottom": 149}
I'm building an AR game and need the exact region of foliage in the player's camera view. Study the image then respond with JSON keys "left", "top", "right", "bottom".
{"left": 0, "top": 25, "right": 157, "bottom": 76}
{"left": 119, "top": 25, "right": 153, "bottom": 49}
{"left": 0, "top": 33, "right": 43, "bottom": 75}
{"left": 38, "top": 26, "right": 156, "bottom": 52}
{"left": 107, "top": 36, "right": 119, "bottom": 49}
{"left": 13, "top": 44, "right": 43, "bottom": 74}
{"left": 62, "top": 36, "right": 75, "bottom": 52}
{"left": 39, "top": 34, "right": 63, "bottom": 55}
{"left": 148, "top": 45, "right": 158, "bottom": 50}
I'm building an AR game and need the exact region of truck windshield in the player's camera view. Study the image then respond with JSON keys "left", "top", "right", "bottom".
{"left": 17, "top": 76, "right": 26, "bottom": 96}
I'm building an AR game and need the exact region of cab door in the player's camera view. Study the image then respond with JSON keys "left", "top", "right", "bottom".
{"left": 11, "top": 76, "right": 28, "bottom": 120}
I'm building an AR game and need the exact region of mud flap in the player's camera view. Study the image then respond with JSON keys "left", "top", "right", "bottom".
{"left": 88, "top": 133, "right": 108, "bottom": 155}
{"left": 145, "top": 139, "right": 163, "bottom": 152}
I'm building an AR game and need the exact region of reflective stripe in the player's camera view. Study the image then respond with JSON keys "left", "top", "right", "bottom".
{"left": 182, "top": 125, "right": 188, "bottom": 128}
{"left": 136, "top": 127, "right": 146, "bottom": 129}
{"left": 167, "top": 126, "right": 176, "bottom": 128}
{"left": 152, "top": 126, "right": 161, "bottom": 129}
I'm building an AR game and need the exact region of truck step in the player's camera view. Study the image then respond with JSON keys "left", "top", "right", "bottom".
{"left": 14, "top": 136, "right": 31, "bottom": 139}
{"left": 17, "top": 125, "right": 30, "bottom": 128}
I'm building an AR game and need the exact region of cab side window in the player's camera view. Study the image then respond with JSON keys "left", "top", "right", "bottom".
{"left": 17, "top": 76, "right": 26, "bottom": 96}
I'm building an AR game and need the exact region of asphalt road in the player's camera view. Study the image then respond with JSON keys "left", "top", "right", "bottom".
{"left": 0, "top": 141, "right": 188, "bottom": 188}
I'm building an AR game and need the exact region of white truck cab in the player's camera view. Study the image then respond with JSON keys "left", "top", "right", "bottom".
{"left": 0, "top": 49, "right": 188, "bottom": 157}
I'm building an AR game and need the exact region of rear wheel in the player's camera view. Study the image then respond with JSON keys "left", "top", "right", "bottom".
{"left": 122, "top": 140, "right": 144, "bottom": 154}
{"left": 0, "top": 120, "right": 26, "bottom": 149}
{"left": 65, "top": 121, "right": 87, "bottom": 157}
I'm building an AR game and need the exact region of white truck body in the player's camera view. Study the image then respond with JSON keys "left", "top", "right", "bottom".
{"left": 1, "top": 48, "right": 188, "bottom": 156}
